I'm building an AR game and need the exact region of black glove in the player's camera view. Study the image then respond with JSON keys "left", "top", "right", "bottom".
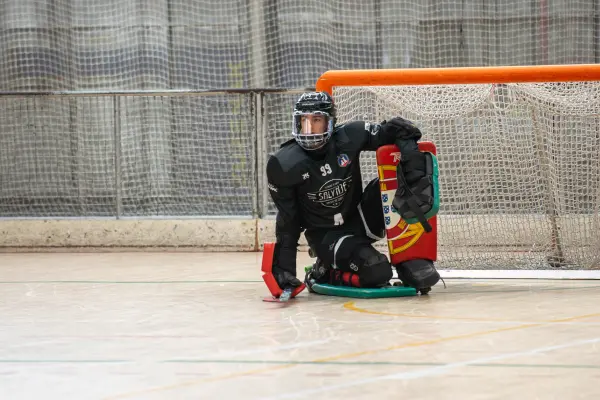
{"left": 393, "top": 151, "right": 434, "bottom": 233}
{"left": 386, "top": 119, "right": 433, "bottom": 233}
{"left": 272, "top": 265, "right": 303, "bottom": 291}
{"left": 381, "top": 116, "right": 426, "bottom": 185}
{"left": 381, "top": 117, "right": 422, "bottom": 141}
{"left": 399, "top": 147, "right": 427, "bottom": 186}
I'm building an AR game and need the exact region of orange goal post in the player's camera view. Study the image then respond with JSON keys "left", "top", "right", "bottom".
{"left": 316, "top": 64, "right": 600, "bottom": 279}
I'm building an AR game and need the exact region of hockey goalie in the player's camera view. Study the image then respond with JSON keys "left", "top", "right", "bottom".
{"left": 262, "top": 91, "right": 440, "bottom": 300}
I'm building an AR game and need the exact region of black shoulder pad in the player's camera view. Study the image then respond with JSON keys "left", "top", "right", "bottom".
{"left": 279, "top": 138, "right": 296, "bottom": 148}
{"left": 267, "top": 143, "right": 308, "bottom": 186}
{"left": 343, "top": 120, "right": 370, "bottom": 135}
{"left": 332, "top": 120, "right": 368, "bottom": 151}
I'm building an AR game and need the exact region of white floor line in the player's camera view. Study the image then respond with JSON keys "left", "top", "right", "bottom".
{"left": 211, "top": 339, "right": 333, "bottom": 358}
{"left": 263, "top": 337, "right": 600, "bottom": 400}
{"left": 438, "top": 270, "right": 600, "bottom": 280}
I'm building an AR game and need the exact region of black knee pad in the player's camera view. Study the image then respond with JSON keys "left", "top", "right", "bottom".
{"left": 358, "top": 251, "right": 394, "bottom": 288}
{"left": 395, "top": 259, "right": 440, "bottom": 289}
{"left": 336, "top": 236, "right": 393, "bottom": 288}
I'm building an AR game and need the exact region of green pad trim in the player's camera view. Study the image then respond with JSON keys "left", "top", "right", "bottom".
{"left": 310, "top": 283, "right": 417, "bottom": 298}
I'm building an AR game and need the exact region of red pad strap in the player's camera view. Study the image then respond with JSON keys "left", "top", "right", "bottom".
{"left": 343, "top": 272, "right": 361, "bottom": 287}
{"left": 261, "top": 242, "right": 305, "bottom": 299}
{"left": 329, "top": 270, "right": 361, "bottom": 287}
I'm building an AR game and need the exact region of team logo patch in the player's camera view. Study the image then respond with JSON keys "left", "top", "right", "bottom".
{"left": 337, "top": 154, "right": 351, "bottom": 167}
{"left": 307, "top": 176, "right": 353, "bottom": 208}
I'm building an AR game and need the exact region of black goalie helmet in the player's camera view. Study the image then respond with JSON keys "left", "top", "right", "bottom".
{"left": 292, "top": 91, "right": 336, "bottom": 150}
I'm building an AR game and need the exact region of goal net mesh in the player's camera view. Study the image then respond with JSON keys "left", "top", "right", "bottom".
{"left": 333, "top": 82, "right": 600, "bottom": 270}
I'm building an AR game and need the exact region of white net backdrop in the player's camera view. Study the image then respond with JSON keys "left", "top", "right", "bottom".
{"left": 0, "top": 93, "right": 256, "bottom": 217}
{"left": 332, "top": 83, "right": 600, "bottom": 269}
{"left": 0, "top": 0, "right": 598, "bottom": 90}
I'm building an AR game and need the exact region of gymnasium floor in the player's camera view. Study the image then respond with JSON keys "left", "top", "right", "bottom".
{"left": 2, "top": 252, "right": 600, "bottom": 400}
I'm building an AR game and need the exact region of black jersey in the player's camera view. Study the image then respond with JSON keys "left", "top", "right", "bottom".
{"left": 266, "top": 120, "right": 409, "bottom": 276}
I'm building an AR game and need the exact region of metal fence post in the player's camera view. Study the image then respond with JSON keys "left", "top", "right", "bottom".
{"left": 255, "top": 91, "right": 265, "bottom": 218}
{"left": 113, "top": 95, "right": 123, "bottom": 218}
{"left": 251, "top": 92, "right": 261, "bottom": 218}
{"left": 259, "top": 92, "right": 270, "bottom": 218}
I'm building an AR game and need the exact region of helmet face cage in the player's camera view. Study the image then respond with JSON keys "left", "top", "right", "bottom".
{"left": 292, "top": 92, "right": 336, "bottom": 151}
{"left": 292, "top": 111, "right": 334, "bottom": 150}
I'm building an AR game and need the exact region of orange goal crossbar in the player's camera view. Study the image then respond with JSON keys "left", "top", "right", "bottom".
{"left": 315, "top": 64, "right": 600, "bottom": 95}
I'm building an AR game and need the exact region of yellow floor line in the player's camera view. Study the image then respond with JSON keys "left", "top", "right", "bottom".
{"left": 344, "top": 301, "right": 600, "bottom": 323}
{"left": 105, "top": 304, "right": 600, "bottom": 400}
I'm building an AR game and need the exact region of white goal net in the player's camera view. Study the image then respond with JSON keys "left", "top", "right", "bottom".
{"left": 333, "top": 82, "right": 600, "bottom": 271}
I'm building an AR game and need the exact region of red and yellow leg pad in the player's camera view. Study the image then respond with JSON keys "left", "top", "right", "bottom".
{"left": 261, "top": 242, "right": 306, "bottom": 299}
{"left": 376, "top": 142, "right": 438, "bottom": 266}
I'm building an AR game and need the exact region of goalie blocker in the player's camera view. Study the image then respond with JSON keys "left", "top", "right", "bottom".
{"left": 261, "top": 242, "right": 306, "bottom": 301}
